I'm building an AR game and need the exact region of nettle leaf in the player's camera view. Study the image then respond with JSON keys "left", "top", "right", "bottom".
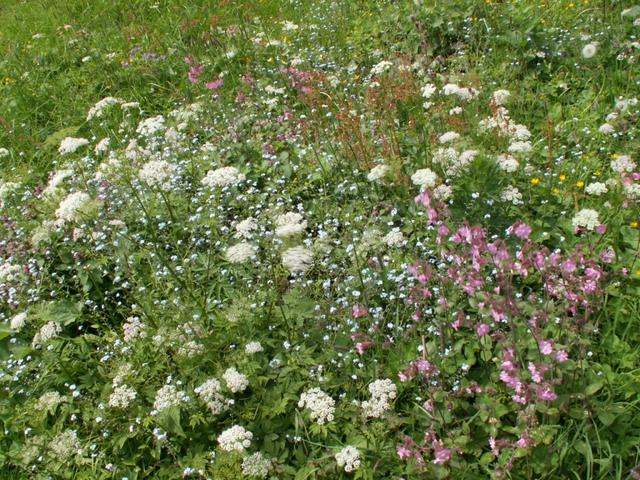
{"left": 156, "top": 407, "right": 185, "bottom": 437}
{"left": 35, "top": 300, "right": 84, "bottom": 326}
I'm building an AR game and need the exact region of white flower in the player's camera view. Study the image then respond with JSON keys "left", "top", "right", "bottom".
{"left": 0, "top": 262, "right": 21, "bottom": 283}
{"left": 282, "top": 246, "right": 314, "bottom": 274}
{"left": 438, "top": 131, "right": 460, "bottom": 144}
{"left": 10, "top": 312, "right": 27, "bottom": 330}
{"left": 492, "top": 89, "right": 511, "bottom": 105}
{"left": 500, "top": 186, "right": 523, "bottom": 205}
{"left": 496, "top": 154, "right": 519, "bottom": 173}
{"left": 362, "top": 379, "right": 397, "bottom": 418}
{"left": 217, "top": 425, "right": 252, "bottom": 452}
{"left": 234, "top": 217, "right": 258, "bottom": 239}
{"left": 242, "top": 452, "right": 271, "bottom": 478}
{"left": 86, "top": 96, "right": 122, "bottom": 121}
{"left": 275, "top": 212, "right": 307, "bottom": 238}
{"left": 0, "top": 148, "right": 9, "bottom": 158}
{"left": 58, "top": 137, "right": 89, "bottom": 155}
{"left": 421, "top": 83, "right": 437, "bottom": 99}
{"left": 572, "top": 209, "right": 600, "bottom": 231}
{"left": 139, "top": 160, "right": 177, "bottom": 190}
{"left": 49, "top": 430, "right": 80, "bottom": 459}
{"left": 245, "top": 341, "right": 264, "bottom": 354}
{"left": 123, "top": 316, "right": 146, "bottom": 342}
{"left": 582, "top": 43, "right": 598, "bottom": 59}
{"left": 611, "top": 155, "right": 636, "bottom": 173}
{"left": 32, "top": 321, "right": 62, "bottom": 347}
{"left": 585, "top": 182, "right": 608, "bottom": 196}
{"left": 136, "top": 115, "right": 166, "bottom": 137}
{"left": 371, "top": 60, "right": 393, "bottom": 76}
{"left": 442, "top": 83, "right": 479, "bottom": 101}
{"left": 202, "top": 166, "right": 246, "bottom": 188}
{"left": 411, "top": 168, "right": 438, "bottom": 190}
{"left": 383, "top": 228, "right": 405, "bottom": 248}
{"left": 195, "top": 379, "right": 232, "bottom": 415}
{"left": 223, "top": 367, "right": 249, "bottom": 393}
{"left": 225, "top": 242, "right": 257, "bottom": 263}
{"left": 335, "top": 446, "right": 361, "bottom": 473}
{"left": 433, "top": 184, "right": 453, "bottom": 201}
{"left": 43, "top": 169, "right": 74, "bottom": 197}
{"left": 94, "top": 137, "right": 110, "bottom": 155}
{"left": 109, "top": 385, "right": 137, "bottom": 408}
{"left": 153, "top": 385, "right": 186, "bottom": 413}
{"left": 298, "top": 388, "right": 335, "bottom": 424}
{"left": 625, "top": 183, "right": 640, "bottom": 199}
{"left": 55, "top": 192, "right": 91, "bottom": 223}
{"left": 508, "top": 141, "right": 532, "bottom": 154}
{"left": 598, "top": 123, "right": 615, "bottom": 135}
{"left": 367, "top": 164, "right": 390, "bottom": 182}
{"left": 38, "top": 391, "right": 65, "bottom": 411}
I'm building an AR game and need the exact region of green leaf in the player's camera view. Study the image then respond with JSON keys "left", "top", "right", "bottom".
{"left": 156, "top": 407, "right": 185, "bottom": 437}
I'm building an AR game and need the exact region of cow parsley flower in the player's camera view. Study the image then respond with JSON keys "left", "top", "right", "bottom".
{"left": 225, "top": 242, "right": 257, "bottom": 264}
{"left": 496, "top": 154, "right": 519, "bottom": 173}
{"left": 367, "top": 164, "right": 390, "bottom": 182}
{"left": 139, "top": 160, "right": 177, "bottom": 190}
{"left": 109, "top": 385, "right": 137, "bottom": 408}
{"left": 234, "top": 217, "right": 258, "bottom": 239}
{"left": 245, "top": 341, "right": 264, "bottom": 354}
{"left": 202, "top": 166, "right": 246, "bottom": 188}
{"left": 572, "top": 209, "right": 600, "bottom": 231}
{"left": 195, "top": 378, "right": 232, "bottom": 415}
{"left": 282, "top": 246, "right": 314, "bottom": 274}
{"left": 136, "top": 115, "right": 166, "bottom": 137}
{"left": 335, "top": 446, "right": 361, "bottom": 473}
{"left": 49, "top": 430, "right": 80, "bottom": 459}
{"left": 585, "top": 182, "right": 608, "bottom": 196}
{"left": 32, "top": 321, "right": 62, "bottom": 347}
{"left": 611, "top": 155, "right": 636, "bottom": 173}
{"left": 153, "top": 385, "right": 186, "bottom": 413}
{"left": 223, "top": 367, "right": 249, "bottom": 393}
{"left": 217, "top": 425, "right": 252, "bottom": 452}
{"left": 10, "top": 312, "right": 27, "bottom": 330}
{"left": 242, "top": 452, "right": 271, "bottom": 478}
{"left": 275, "top": 212, "right": 307, "bottom": 238}
{"left": 58, "top": 137, "right": 89, "bottom": 155}
{"left": 411, "top": 168, "right": 438, "bottom": 190}
{"left": 55, "top": 192, "right": 91, "bottom": 223}
{"left": 298, "top": 388, "right": 335, "bottom": 424}
{"left": 362, "top": 379, "right": 397, "bottom": 418}
{"left": 438, "top": 131, "right": 460, "bottom": 144}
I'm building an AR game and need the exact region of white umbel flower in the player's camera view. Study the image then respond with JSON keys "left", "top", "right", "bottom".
{"left": 298, "top": 388, "right": 335, "bottom": 425}
{"left": 202, "top": 166, "right": 246, "bottom": 188}
{"left": 139, "top": 160, "right": 177, "bottom": 190}
{"left": 225, "top": 242, "right": 257, "bottom": 264}
{"left": 572, "top": 209, "right": 600, "bottom": 231}
{"left": 153, "top": 385, "right": 186, "bottom": 413}
{"left": 367, "top": 164, "right": 390, "bottom": 182}
{"left": 109, "top": 385, "right": 137, "bottom": 408}
{"left": 242, "top": 452, "right": 271, "bottom": 478}
{"left": 245, "top": 341, "right": 264, "bottom": 354}
{"left": 234, "top": 217, "right": 258, "bottom": 239}
{"left": 223, "top": 367, "right": 249, "bottom": 393}
{"left": 362, "top": 379, "right": 397, "bottom": 418}
{"left": 10, "top": 312, "right": 27, "bottom": 330}
{"left": 496, "top": 154, "right": 519, "bottom": 173}
{"left": 136, "top": 115, "right": 166, "bottom": 137}
{"left": 411, "top": 168, "right": 438, "bottom": 190}
{"left": 611, "top": 155, "right": 636, "bottom": 173}
{"left": 585, "top": 182, "right": 608, "bottom": 196}
{"left": 58, "top": 137, "right": 89, "bottom": 155}
{"left": 335, "top": 446, "right": 361, "bottom": 473}
{"left": 383, "top": 228, "right": 405, "bottom": 248}
{"left": 282, "top": 246, "right": 314, "bottom": 274}
{"left": 195, "top": 378, "right": 232, "bottom": 415}
{"left": 32, "top": 321, "right": 62, "bottom": 347}
{"left": 217, "top": 425, "right": 252, "bottom": 452}
{"left": 55, "top": 192, "right": 91, "bottom": 223}
{"left": 275, "top": 212, "right": 307, "bottom": 238}
{"left": 492, "top": 89, "right": 511, "bottom": 105}
{"left": 438, "top": 131, "right": 460, "bottom": 144}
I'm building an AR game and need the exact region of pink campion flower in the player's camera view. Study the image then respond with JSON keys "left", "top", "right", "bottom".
{"left": 507, "top": 221, "right": 532, "bottom": 240}
{"left": 515, "top": 433, "right": 534, "bottom": 448}
{"left": 188, "top": 64, "right": 204, "bottom": 84}
{"left": 585, "top": 267, "right": 602, "bottom": 280}
{"left": 397, "top": 446, "right": 413, "bottom": 459}
{"left": 351, "top": 304, "right": 369, "bottom": 318}
{"left": 423, "top": 399, "right": 434, "bottom": 412}
{"left": 595, "top": 224, "right": 607, "bottom": 234}
{"left": 432, "top": 441, "right": 452, "bottom": 465}
{"left": 561, "top": 259, "right": 576, "bottom": 273}
{"left": 539, "top": 340, "right": 554, "bottom": 355}
{"left": 206, "top": 79, "right": 224, "bottom": 95}
{"left": 355, "top": 341, "right": 373, "bottom": 355}
{"left": 476, "top": 323, "right": 490, "bottom": 336}
{"left": 555, "top": 350, "right": 569, "bottom": 362}
{"left": 537, "top": 383, "right": 557, "bottom": 401}
{"left": 600, "top": 247, "right": 616, "bottom": 264}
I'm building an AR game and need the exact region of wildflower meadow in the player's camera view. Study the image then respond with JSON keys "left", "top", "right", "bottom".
{"left": 1, "top": 0, "right": 640, "bottom": 478}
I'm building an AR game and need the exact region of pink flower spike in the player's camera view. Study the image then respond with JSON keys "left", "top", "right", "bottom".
{"left": 206, "top": 79, "right": 224, "bottom": 90}
{"left": 351, "top": 304, "right": 369, "bottom": 318}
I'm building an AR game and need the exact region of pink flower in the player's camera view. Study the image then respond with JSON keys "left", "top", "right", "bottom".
{"left": 555, "top": 350, "right": 569, "bottom": 362}
{"left": 476, "top": 323, "right": 490, "bottom": 336}
{"left": 537, "top": 383, "right": 557, "bottom": 401}
{"left": 508, "top": 221, "right": 532, "bottom": 240}
{"left": 188, "top": 64, "right": 204, "bottom": 84}
{"left": 539, "top": 340, "right": 553, "bottom": 355}
{"left": 432, "top": 441, "right": 452, "bottom": 465}
{"left": 595, "top": 224, "right": 607, "bottom": 234}
{"left": 206, "top": 79, "right": 224, "bottom": 91}
{"left": 355, "top": 341, "right": 373, "bottom": 355}
{"left": 397, "top": 446, "right": 412, "bottom": 459}
{"left": 351, "top": 304, "right": 369, "bottom": 318}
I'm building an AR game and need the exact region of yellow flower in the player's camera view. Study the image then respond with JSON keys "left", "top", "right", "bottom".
{"left": 576, "top": 181, "right": 584, "bottom": 188}
{"left": 611, "top": 153, "right": 619, "bottom": 159}
{"left": 552, "top": 187, "right": 559, "bottom": 194}
{"left": 559, "top": 174, "right": 567, "bottom": 181}
{"left": 531, "top": 177, "right": 541, "bottom": 185}
{"left": 631, "top": 221, "right": 639, "bottom": 229}
{"left": 594, "top": 170, "right": 601, "bottom": 176}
